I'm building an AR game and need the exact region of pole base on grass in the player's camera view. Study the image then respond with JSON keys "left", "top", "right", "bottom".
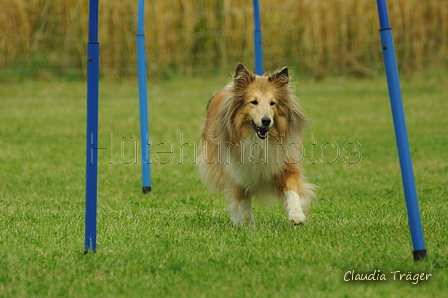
{"left": 413, "top": 249, "right": 427, "bottom": 262}
{"left": 142, "top": 186, "right": 152, "bottom": 194}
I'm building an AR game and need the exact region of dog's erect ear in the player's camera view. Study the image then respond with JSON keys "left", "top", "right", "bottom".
{"left": 234, "top": 63, "right": 250, "bottom": 78}
{"left": 234, "top": 63, "right": 255, "bottom": 87}
{"left": 268, "top": 67, "right": 289, "bottom": 85}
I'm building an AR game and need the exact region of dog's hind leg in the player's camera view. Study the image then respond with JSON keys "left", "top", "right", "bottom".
{"left": 227, "top": 187, "right": 254, "bottom": 226}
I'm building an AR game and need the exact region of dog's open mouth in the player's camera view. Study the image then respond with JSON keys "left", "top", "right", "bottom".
{"left": 251, "top": 121, "right": 269, "bottom": 139}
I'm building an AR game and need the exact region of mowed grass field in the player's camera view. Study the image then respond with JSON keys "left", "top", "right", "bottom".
{"left": 0, "top": 74, "right": 447, "bottom": 297}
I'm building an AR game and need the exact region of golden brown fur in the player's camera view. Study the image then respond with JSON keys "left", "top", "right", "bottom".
{"left": 198, "top": 63, "right": 316, "bottom": 225}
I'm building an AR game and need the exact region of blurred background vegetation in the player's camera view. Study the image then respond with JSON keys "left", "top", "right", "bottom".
{"left": 1, "top": 0, "right": 447, "bottom": 81}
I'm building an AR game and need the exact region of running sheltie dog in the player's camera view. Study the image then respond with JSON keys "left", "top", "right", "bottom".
{"left": 198, "top": 63, "right": 316, "bottom": 226}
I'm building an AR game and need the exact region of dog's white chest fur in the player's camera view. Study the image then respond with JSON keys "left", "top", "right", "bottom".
{"left": 225, "top": 135, "right": 285, "bottom": 197}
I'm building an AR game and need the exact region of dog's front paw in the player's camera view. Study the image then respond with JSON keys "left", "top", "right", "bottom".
{"left": 288, "top": 212, "right": 306, "bottom": 225}
{"left": 231, "top": 216, "right": 256, "bottom": 227}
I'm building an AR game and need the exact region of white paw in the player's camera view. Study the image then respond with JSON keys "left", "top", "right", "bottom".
{"left": 284, "top": 190, "right": 307, "bottom": 225}
{"left": 228, "top": 198, "right": 254, "bottom": 226}
{"left": 288, "top": 212, "right": 306, "bottom": 225}
{"left": 231, "top": 216, "right": 255, "bottom": 227}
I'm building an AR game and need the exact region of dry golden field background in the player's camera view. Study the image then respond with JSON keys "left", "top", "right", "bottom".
{"left": 1, "top": 0, "right": 447, "bottom": 79}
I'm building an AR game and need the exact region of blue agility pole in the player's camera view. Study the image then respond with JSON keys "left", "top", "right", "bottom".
{"left": 84, "top": 0, "right": 100, "bottom": 254}
{"left": 252, "top": 0, "right": 263, "bottom": 75}
{"left": 137, "top": 0, "right": 152, "bottom": 193}
{"left": 376, "top": 0, "right": 427, "bottom": 261}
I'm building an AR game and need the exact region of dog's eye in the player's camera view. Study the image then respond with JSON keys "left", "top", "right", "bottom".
{"left": 270, "top": 101, "right": 275, "bottom": 106}
{"left": 250, "top": 100, "right": 258, "bottom": 105}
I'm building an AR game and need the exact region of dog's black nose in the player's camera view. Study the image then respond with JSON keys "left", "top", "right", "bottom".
{"left": 261, "top": 117, "right": 271, "bottom": 127}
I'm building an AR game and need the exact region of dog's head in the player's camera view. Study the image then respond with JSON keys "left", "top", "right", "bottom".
{"left": 232, "top": 63, "right": 290, "bottom": 140}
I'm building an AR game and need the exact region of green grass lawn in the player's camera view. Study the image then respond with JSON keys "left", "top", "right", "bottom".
{"left": 0, "top": 75, "right": 447, "bottom": 297}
